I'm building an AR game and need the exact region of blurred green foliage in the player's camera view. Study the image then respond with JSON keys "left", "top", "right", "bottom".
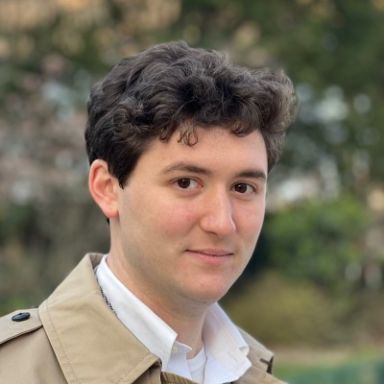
{"left": 264, "top": 196, "right": 369, "bottom": 288}
{"left": 225, "top": 272, "right": 340, "bottom": 345}
{"left": 278, "top": 358, "right": 384, "bottom": 384}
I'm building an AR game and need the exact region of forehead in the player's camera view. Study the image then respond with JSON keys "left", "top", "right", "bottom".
{"left": 136, "top": 127, "right": 268, "bottom": 176}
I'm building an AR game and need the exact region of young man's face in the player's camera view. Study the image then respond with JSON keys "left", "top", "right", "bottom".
{"left": 110, "top": 126, "right": 268, "bottom": 310}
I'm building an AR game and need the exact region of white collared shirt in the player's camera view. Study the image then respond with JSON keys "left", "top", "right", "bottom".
{"left": 95, "top": 255, "right": 251, "bottom": 384}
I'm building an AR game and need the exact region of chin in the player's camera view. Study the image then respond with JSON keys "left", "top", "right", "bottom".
{"left": 188, "top": 285, "right": 232, "bottom": 305}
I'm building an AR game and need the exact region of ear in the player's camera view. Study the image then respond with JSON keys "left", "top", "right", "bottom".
{"left": 88, "top": 159, "right": 120, "bottom": 219}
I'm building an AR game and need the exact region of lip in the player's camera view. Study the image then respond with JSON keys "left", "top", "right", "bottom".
{"left": 186, "top": 249, "right": 234, "bottom": 257}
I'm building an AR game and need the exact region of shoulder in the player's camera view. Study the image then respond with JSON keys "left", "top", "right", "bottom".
{"left": 0, "top": 307, "right": 66, "bottom": 383}
{"left": 0, "top": 308, "right": 42, "bottom": 346}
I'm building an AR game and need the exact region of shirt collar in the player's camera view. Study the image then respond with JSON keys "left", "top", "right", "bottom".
{"left": 96, "top": 254, "right": 251, "bottom": 383}
{"left": 203, "top": 305, "right": 251, "bottom": 383}
{"left": 95, "top": 255, "right": 188, "bottom": 371}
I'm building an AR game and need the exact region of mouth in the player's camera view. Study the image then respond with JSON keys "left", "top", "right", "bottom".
{"left": 186, "top": 249, "right": 234, "bottom": 257}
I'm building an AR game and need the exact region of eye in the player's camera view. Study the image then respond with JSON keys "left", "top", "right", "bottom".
{"left": 175, "top": 178, "right": 199, "bottom": 190}
{"left": 233, "top": 183, "right": 256, "bottom": 194}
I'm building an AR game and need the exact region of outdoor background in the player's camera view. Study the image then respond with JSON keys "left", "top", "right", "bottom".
{"left": 1, "top": 1, "right": 384, "bottom": 383}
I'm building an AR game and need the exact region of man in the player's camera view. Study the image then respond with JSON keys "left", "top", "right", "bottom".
{"left": 0, "top": 41, "right": 295, "bottom": 383}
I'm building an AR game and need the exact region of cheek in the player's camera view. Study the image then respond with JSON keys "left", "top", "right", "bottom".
{"left": 154, "top": 202, "right": 198, "bottom": 238}
{"left": 238, "top": 205, "right": 266, "bottom": 240}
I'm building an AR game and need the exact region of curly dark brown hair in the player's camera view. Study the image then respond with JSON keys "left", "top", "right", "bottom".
{"left": 85, "top": 41, "right": 296, "bottom": 187}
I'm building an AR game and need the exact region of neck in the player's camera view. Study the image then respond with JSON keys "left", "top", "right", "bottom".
{"left": 151, "top": 300, "right": 207, "bottom": 357}
{"left": 106, "top": 252, "right": 209, "bottom": 357}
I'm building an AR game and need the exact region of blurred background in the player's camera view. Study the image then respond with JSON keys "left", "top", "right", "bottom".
{"left": 1, "top": 0, "right": 384, "bottom": 382}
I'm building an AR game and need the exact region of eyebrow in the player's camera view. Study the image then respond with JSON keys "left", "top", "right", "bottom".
{"left": 237, "top": 170, "right": 267, "bottom": 181}
{"left": 162, "top": 162, "right": 267, "bottom": 181}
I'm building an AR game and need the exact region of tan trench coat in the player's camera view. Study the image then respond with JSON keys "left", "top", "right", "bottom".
{"left": 0, "top": 254, "right": 286, "bottom": 384}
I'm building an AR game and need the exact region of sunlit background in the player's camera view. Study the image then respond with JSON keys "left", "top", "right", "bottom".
{"left": 1, "top": 1, "right": 384, "bottom": 383}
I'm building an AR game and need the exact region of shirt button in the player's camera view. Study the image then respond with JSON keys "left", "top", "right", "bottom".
{"left": 11, "top": 312, "right": 31, "bottom": 322}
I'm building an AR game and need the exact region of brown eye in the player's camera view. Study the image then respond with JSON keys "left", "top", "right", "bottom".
{"left": 233, "top": 183, "right": 254, "bottom": 194}
{"left": 176, "top": 178, "right": 194, "bottom": 189}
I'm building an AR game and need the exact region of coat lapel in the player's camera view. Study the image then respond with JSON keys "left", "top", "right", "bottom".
{"left": 39, "top": 254, "right": 160, "bottom": 384}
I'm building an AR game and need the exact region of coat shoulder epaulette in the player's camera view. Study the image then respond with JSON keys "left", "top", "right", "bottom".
{"left": 0, "top": 308, "right": 42, "bottom": 346}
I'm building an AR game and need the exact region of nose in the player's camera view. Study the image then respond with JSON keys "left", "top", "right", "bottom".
{"left": 199, "top": 189, "right": 237, "bottom": 237}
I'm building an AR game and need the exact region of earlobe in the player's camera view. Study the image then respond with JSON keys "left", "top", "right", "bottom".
{"left": 88, "top": 160, "right": 119, "bottom": 219}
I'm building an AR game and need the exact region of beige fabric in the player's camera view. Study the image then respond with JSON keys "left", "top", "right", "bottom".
{"left": 0, "top": 254, "right": 286, "bottom": 383}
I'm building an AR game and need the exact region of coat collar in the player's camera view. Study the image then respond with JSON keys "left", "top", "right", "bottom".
{"left": 39, "top": 253, "right": 160, "bottom": 384}
{"left": 237, "top": 331, "right": 286, "bottom": 384}
{"left": 238, "top": 353, "right": 286, "bottom": 384}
